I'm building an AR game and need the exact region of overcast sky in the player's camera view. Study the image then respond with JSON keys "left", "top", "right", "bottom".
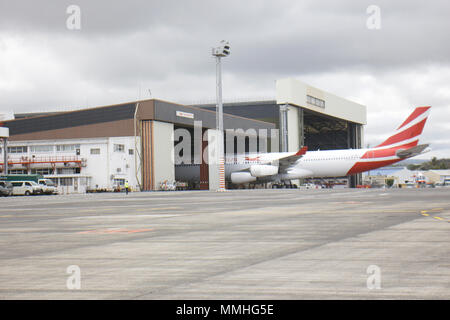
{"left": 0, "top": 0, "right": 449, "bottom": 158}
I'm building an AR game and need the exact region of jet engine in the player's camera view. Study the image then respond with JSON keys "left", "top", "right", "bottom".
{"left": 230, "top": 172, "right": 257, "bottom": 184}
{"left": 249, "top": 165, "right": 279, "bottom": 177}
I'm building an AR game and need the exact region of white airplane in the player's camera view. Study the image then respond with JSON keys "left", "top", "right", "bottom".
{"left": 176, "top": 106, "right": 431, "bottom": 186}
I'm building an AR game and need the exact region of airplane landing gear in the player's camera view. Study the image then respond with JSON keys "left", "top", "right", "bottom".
{"left": 271, "top": 181, "right": 298, "bottom": 189}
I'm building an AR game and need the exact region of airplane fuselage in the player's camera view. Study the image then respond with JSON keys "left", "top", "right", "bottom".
{"left": 223, "top": 148, "right": 401, "bottom": 180}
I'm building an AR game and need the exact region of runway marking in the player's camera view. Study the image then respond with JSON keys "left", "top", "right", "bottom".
{"left": 136, "top": 207, "right": 182, "bottom": 211}
{"left": 339, "top": 201, "right": 362, "bottom": 205}
{"left": 66, "top": 214, "right": 181, "bottom": 220}
{"left": 0, "top": 205, "right": 183, "bottom": 213}
{"left": 77, "top": 228, "right": 153, "bottom": 235}
{"left": 420, "top": 209, "right": 449, "bottom": 223}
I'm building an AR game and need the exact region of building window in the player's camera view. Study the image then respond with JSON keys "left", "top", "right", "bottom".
{"left": 56, "top": 144, "right": 80, "bottom": 152}
{"left": 59, "top": 178, "right": 73, "bottom": 186}
{"left": 57, "top": 168, "right": 78, "bottom": 174}
{"left": 114, "top": 144, "right": 125, "bottom": 152}
{"left": 8, "top": 146, "right": 28, "bottom": 153}
{"left": 90, "top": 148, "right": 101, "bottom": 155}
{"left": 128, "top": 149, "right": 134, "bottom": 155}
{"left": 114, "top": 178, "right": 125, "bottom": 186}
{"left": 307, "top": 95, "right": 325, "bottom": 108}
{"left": 8, "top": 169, "right": 27, "bottom": 174}
{"left": 79, "top": 177, "right": 87, "bottom": 186}
{"left": 30, "top": 145, "right": 54, "bottom": 153}
{"left": 31, "top": 168, "right": 53, "bottom": 175}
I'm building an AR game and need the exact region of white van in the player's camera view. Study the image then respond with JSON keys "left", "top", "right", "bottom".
{"left": 11, "top": 181, "right": 43, "bottom": 196}
{"left": 38, "top": 179, "right": 58, "bottom": 195}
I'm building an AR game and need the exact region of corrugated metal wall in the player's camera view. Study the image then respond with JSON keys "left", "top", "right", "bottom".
{"left": 141, "top": 120, "right": 154, "bottom": 191}
{"left": 200, "top": 128, "right": 209, "bottom": 190}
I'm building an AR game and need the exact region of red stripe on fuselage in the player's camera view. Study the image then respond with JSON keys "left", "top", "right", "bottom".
{"left": 347, "top": 159, "right": 401, "bottom": 175}
{"left": 397, "top": 106, "right": 430, "bottom": 130}
{"left": 376, "top": 118, "right": 427, "bottom": 148}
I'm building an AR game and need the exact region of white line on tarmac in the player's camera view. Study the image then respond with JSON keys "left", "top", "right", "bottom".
{"left": 64, "top": 214, "right": 182, "bottom": 220}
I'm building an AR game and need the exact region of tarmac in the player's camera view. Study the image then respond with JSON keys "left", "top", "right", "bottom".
{"left": 0, "top": 187, "right": 449, "bottom": 299}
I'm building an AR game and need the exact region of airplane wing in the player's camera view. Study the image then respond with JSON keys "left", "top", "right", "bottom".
{"left": 233, "top": 146, "right": 308, "bottom": 174}
{"left": 277, "top": 146, "right": 308, "bottom": 173}
{"left": 396, "top": 144, "right": 429, "bottom": 158}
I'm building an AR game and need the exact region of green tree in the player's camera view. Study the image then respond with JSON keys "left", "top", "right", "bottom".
{"left": 407, "top": 164, "right": 420, "bottom": 170}
{"left": 431, "top": 157, "right": 438, "bottom": 166}
{"left": 386, "top": 178, "right": 394, "bottom": 188}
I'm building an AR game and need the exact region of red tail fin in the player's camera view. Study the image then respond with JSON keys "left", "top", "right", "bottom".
{"left": 295, "top": 146, "right": 308, "bottom": 156}
{"left": 375, "top": 106, "right": 431, "bottom": 148}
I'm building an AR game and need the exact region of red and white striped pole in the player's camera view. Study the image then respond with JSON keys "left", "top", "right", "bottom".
{"left": 219, "top": 154, "right": 226, "bottom": 191}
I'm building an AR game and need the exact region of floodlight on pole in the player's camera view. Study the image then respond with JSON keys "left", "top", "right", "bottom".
{"left": 212, "top": 40, "right": 230, "bottom": 192}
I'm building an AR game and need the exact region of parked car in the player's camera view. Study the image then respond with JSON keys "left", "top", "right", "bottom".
{"left": 11, "top": 181, "right": 43, "bottom": 196}
{"left": 38, "top": 179, "right": 58, "bottom": 195}
{"left": 0, "top": 181, "right": 13, "bottom": 196}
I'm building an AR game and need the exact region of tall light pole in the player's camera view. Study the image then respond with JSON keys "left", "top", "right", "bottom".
{"left": 212, "top": 40, "right": 230, "bottom": 192}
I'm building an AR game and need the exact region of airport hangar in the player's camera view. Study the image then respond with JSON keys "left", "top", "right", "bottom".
{"left": 0, "top": 78, "right": 366, "bottom": 192}
{"left": 196, "top": 78, "right": 367, "bottom": 187}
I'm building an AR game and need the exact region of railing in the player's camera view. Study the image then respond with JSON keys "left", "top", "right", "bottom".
{"left": 0, "top": 156, "right": 82, "bottom": 166}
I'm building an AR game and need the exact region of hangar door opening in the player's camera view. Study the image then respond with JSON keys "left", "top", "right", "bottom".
{"left": 303, "top": 111, "right": 353, "bottom": 150}
{"left": 174, "top": 125, "right": 210, "bottom": 190}
{"left": 302, "top": 109, "right": 363, "bottom": 187}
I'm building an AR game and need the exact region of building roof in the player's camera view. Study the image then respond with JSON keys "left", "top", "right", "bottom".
{"left": 1, "top": 99, "right": 275, "bottom": 141}
{"left": 276, "top": 78, "right": 367, "bottom": 125}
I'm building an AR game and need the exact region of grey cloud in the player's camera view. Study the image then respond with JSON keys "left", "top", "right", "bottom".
{"left": 2, "top": 0, "right": 449, "bottom": 77}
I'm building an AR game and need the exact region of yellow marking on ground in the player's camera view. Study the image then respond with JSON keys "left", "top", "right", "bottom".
{"left": 419, "top": 208, "right": 450, "bottom": 222}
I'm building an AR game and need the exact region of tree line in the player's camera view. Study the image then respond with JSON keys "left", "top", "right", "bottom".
{"left": 407, "top": 157, "right": 450, "bottom": 171}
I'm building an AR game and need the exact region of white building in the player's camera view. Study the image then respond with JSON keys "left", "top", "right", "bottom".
{"left": 1, "top": 137, "right": 139, "bottom": 194}
{"left": 423, "top": 170, "right": 450, "bottom": 185}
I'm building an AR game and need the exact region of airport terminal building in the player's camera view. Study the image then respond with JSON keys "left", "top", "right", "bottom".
{"left": 0, "top": 78, "right": 366, "bottom": 193}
